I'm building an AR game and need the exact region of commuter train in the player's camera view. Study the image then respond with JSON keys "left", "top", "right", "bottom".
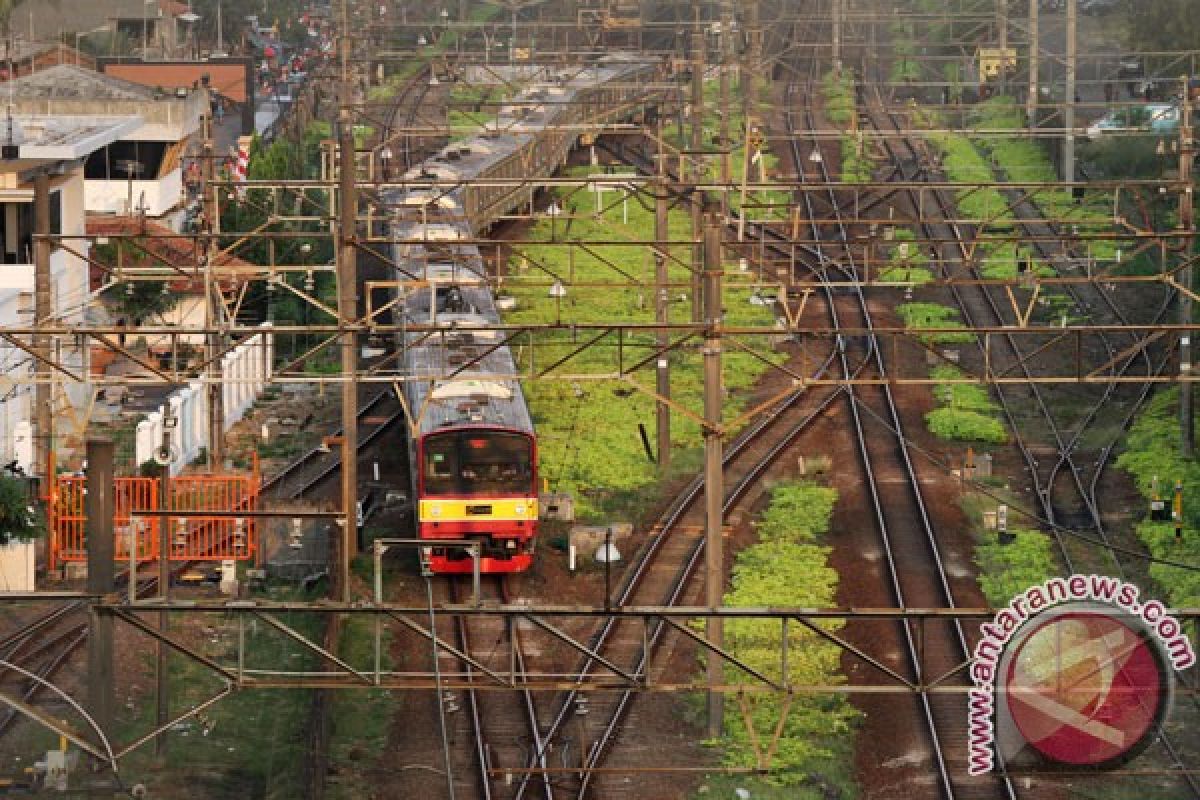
{"left": 386, "top": 56, "right": 658, "bottom": 574}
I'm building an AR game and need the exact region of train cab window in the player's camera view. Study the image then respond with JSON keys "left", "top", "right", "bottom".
{"left": 437, "top": 286, "right": 473, "bottom": 314}
{"left": 422, "top": 430, "right": 533, "bottom": 496}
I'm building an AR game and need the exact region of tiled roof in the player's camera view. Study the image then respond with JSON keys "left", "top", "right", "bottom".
{"left": 87, "top": 215, "right": 252, "bottom": 293}
{"left": 7, "top": 64, "right": 161, "bottom": 101}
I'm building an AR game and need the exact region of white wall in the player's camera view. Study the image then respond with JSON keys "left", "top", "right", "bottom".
{"left": 0, "top": 166, "right": 90, "bottom": 473}
{"left": 0, "top": 539, "right": 35, "bottom": 591}
{"left": 135, "top": 325, "right": 274, "bottom": 474}
{"left": 84, "top": 168, "right": 183, "bottom": 219}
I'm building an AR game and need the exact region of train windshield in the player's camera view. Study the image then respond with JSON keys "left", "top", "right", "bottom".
{"left": 422, "top": 430, "right": 534, "bottom": 496}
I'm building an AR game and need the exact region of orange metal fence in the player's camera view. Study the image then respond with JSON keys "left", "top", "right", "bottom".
{"left": 49, "top": 470, "right": 260, "bottom": 571}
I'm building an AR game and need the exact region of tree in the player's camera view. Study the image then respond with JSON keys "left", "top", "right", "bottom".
{"left": 0, "top": 474, "right": 40, "bottom": 544}
{"left": 1124, "top": 0, "right": 1200, "bottom": 53}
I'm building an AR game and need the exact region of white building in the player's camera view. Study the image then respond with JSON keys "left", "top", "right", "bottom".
{"left": 4, "top": 65, "right": 208, "bottom": 223}
{"left": 0, "top": 114, "right": 140, "bottom": 472}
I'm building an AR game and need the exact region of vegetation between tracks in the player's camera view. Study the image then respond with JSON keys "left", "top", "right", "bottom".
{"left": 820, "top": 69, "right": 875, "bottom": 184}
{"left": 505, "top": 169, "right": 781, "bottom": 521}
{"left": 1116, "top": 388, "right": 1200, "bottom": 606}
{"left": 700, "top": 482, "right": 859, "bottom": 798}
{"left": 924, "top": 364, "right": 1008, "bottom": 445}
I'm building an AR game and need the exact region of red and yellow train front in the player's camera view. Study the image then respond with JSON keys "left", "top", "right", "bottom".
{"left": 417, "top": 427, "right": 538, "bottom": 573}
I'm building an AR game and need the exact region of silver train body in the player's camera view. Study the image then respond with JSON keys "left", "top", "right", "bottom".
{"left": 383, "top": 55, "right": 659, "bottom": 573}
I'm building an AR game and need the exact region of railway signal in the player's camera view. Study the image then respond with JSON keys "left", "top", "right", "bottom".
{"left": 1173, "top": 480, "right": 1184, "bottom": 542}
{"left": 1151, "top": 476, "right": 1171, "bottom": 521}
{"left": 997, "top": 503, "right": 1014, "bottom": 545}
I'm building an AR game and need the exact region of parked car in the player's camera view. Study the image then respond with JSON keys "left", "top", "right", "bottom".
{"left": 1086, "top": 103, "right": 1180, "bottom": 139}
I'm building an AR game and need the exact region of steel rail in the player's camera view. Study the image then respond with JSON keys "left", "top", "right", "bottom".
{"left": 867, "top": 93, "right": 1200, "bottom": 798}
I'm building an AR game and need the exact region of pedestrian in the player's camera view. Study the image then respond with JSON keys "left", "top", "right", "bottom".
{"left": 215, "top": 99, "right": 225, "bottom": 123}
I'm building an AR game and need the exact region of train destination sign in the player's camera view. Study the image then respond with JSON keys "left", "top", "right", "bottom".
{"left": 967, "top": 575, "right": 1195, "bottom": 776}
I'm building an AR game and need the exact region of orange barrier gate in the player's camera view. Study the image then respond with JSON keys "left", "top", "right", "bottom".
{"left": 48, "top": 469, "right": 260, "bottom": 572}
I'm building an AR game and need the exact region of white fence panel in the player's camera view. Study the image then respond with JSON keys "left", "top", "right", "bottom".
{"left": 135, "top": 325, "right": 273, "bottom": 474}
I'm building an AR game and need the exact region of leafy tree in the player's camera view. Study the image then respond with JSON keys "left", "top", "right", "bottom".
{"left": 0, "top": 475, "right": 40, "bottom": 544}
{"left": 1123, "top": 0, "right": 1200, "bottom": 53}
{"left": 102, "top": 279, "right": 179, "bottom": 322}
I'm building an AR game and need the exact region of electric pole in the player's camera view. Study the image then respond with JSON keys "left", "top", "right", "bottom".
{"left": 337, "top": 1, "right": 359, "bottom": 602}
{"left": 718, "top": 0, "right": 732, "bottom": 194}
{"left": 702, "top": 196, "right": 724, "bottom": 739}
{"left": 203, "top": 114, "right": 225, "bottom": 469}
{"left": 832, "top": 0, "right": 842, "bottom": 75}
{"left": 997, "top": 0, "right": 1008, "bottom": 98}
{"left": 655, "top": 164, "right": 671, "bottom": 474}
{"left": 33, "top": 171, "right": 52, "bottom": 492}
{"left": 690, "top": 16, "right": 705, "bottom": 324}
{"left": 1180, "top": 77, "right": 1195, "bottom": 456}
{"left": 86, "top": 438, "right": 115, "bottom": 749}
{"left": 1064, "top": 0, "right": 1076, "bottom": 183}
{"left": 1027, "top": 0, "right": 1039, "bottom": 127}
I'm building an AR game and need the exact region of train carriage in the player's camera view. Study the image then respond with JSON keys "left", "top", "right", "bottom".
{"left": 386, "top": 56, "right": 658, "bottom": 574}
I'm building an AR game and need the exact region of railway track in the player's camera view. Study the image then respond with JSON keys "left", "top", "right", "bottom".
{"left": 861, "top": 83, "right": 1200, "bottom": 796}
{"left": 785, "top": 67, "right": 1017, "bottom": 797}
{"left": 447, "top": 575, "right": 553, "bottom": 800}
{"left": 510, "top": 121, "right": 863, "bottom": 795}
{"left": 0, "top": 386, "right": 405, "bottom": 760}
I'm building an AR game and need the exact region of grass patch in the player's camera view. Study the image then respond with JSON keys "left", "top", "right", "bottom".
{"left": 975, "top": 527, "right": 1058, "bottom": 605}
{"left": 877, "top": 228, "right": 933, "bottom": 284}
{"left": 115, "top": 587, "right": 326, "bottom": 797}
{"left": 506, "top": 165, "right": 779, "bottom": 520}
{"left": 702, "top": 483, "right": 858, "bottom": 796}
{"left": 1116, "top": 388, "right": 1200, "bottom": 607}
{"left": 925, "top": 364, "right": 1007, "bottom": 444}
{"left": 896, "top": 302, "right": 973, "bottom": 344}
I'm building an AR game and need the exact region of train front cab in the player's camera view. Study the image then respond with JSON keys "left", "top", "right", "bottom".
{"left": 416, "top": 426, "right": 538, "bottom": 574}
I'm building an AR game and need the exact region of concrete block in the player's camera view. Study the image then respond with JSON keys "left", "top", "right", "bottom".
{"left": 540, "top": 492, "right": 574, "bottom": 521}
{"left": 568, "top": 524, "right": 633, "bottom": 559}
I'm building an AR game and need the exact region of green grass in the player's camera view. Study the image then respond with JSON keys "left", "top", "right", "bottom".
{"left": 896, "top": 302, "right": 973, "bottom": 344}
{"left": 877, "top": 228, "right": 933, "bottom": 284}
{"left": 925, "top": 364, "right": 1008, "bottom": 444}
{"left": 326, "top": 609, "right": 396, "bottom": 799}
{"left": 701, "top": 483, "right": 858, "bottom": 796}
{"left": 505, "top": 165, "right": 779, "bottom": 520}
{"left": 1116, "top": 388, "right": 1200, "bottom": 607}
{"left": 115, "top": 589, "right": 326, "bottom": 798}
{"left": 821, "top": 69, "right": 856, "bottom": 126}
{"left": 975, "top": 528, "right": 1059, "bottom": 605}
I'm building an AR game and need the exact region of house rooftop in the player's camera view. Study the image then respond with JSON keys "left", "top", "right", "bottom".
{"left": 4, "top": 114, "right": 141, "bottom": 161}
{"left": 10, "top": 0, "right": 189, "bottom": 40}
{"left": 6, "top": 64, "right": 167, "bottom": 102}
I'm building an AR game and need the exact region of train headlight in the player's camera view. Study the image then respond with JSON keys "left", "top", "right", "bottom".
{"left": 514, "top": 504, "right": 526, "bottom": 515}
{"left": 430, "top": 504, "right": 442, "bottom": 517}
{"left": 506, "top": 539, "right": 516, "bottom": 549}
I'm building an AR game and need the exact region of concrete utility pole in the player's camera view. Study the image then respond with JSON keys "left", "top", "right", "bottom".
{"left": 86, "top": 438, "right": 115, "bottom": 748}
{"left": 997, "top": 0, "right": 1008, "bottom": 97}
{"left": 718, "top": 0, "right": 733, "bottom": 193}
{"left": 32, "top": 171, "right": 52, "bottom": 491}
{"left": 690, "top": 18, "right": 705, "bottom": 324}
{"left": 832, "top": 0, "right": 842, "bottom": 75}
{"left": 744, "top": 0, "right": 761, "bottom": 125}
{"left": 202, "top": 114, "right": 225, "bottom": 469}
{"left": 336, "top": 10, "right": 359, "bottom": 602}
{"left": 1180, "top": 79, "right": 1195, "bottom": 456}
{"left": 156, "top": 453, "right": 172, "bottom": 754}
{"left": 655, "top": 167, "right": 671, "bottom": 474}
{"left": 1027, "top": 0, "right": 1039, "bottom": 127}
{"left": 702, "top": 196, "right": 724, "bottom": 739}
{"left": 1063, "top": 0, "right": 1076, "bottom": 183}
